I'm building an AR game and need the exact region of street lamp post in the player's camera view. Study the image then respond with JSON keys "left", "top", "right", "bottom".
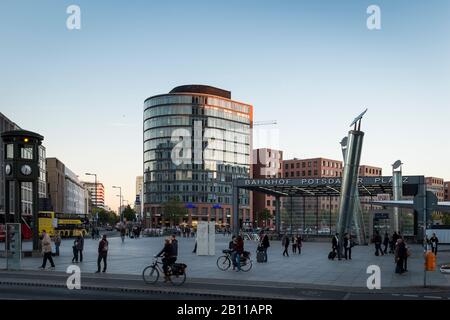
{"left": 113, "top": 186, "right": 122, "bottom": 222}
{"left": 85, "top": 173, "right": 97, "bottom": 228}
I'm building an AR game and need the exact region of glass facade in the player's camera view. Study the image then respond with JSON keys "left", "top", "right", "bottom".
{"left": 143, "top": 90, "right": 252, "bottom": 225}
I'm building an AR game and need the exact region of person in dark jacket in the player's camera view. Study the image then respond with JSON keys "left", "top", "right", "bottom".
{"left": 96, "top": 235, "right": 109, "bottom": 273}
{"left": 282, "top": 234, "right": 290, "bottom": 257}
{"left": 343, "top": 233, "right": 352, "bottom": 260}
{"left": 332, "top": 233, "right": 341, "bottom": 260}
{"left": 391, "top": 231, "right": 399, "bottom": 253}
{"left": 374, "top": 231, "right": 384, "bottom": 256}
{"left": 383, "top": 232, "right": 390, "bottom": 254}
{"left": 156, "top": 237, "right": 176, "bottom": 281}
{"left": 171, "top": 234, "right": 178, "bottom": 260}
{"left": 430, "top": 233, "right": 439, "bottom": 256}
{"left": 260, "top": 233, "right": 270, "bottom": 262}
{"left": 395, "top": 238, "right": 407, "bottom": 274}
{"left": 72, "top": 238, "right": 79, "bottom": 263}
{"left": 297, "top": 235, "right": 302, "bottom": 255}
{"left": 76, "top": 235, "right": 84, "bottom": 262}
{"left": 232, "top": 236, "right": 244, "bottom": 272}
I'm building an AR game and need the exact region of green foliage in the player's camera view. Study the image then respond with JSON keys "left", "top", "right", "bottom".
{"left": 122, "top": 205, "right": 136, "bottom": 222}
{"left": 92, "top": 207, "right": 118, "bottom": 225}
{"left": 162, "top": 197, "right": 188, "bottom": 226}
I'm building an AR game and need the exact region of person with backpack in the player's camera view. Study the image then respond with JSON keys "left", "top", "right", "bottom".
{"left": 72, "top": 238, "right": 79, "bottom": 263}
{"left": 96, "top": 235, "right": 109, "bottom": 273}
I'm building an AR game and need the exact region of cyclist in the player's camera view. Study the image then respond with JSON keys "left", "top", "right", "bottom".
{"left": 232, "top": 235, "right": 244, "bottom": 272}
{"left": 156, "top": 237, "right": 176, "bottom": 282}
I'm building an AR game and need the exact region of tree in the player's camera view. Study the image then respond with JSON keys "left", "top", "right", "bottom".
{"left": 92, "top": 208, "right": 118, "bottom": 226}
{"left": 162, "top": 197, "right": 188, "bottom": 227}
{"left": 259, "top": 208, "right": 272, "bottom": 227}
{"left": 122, "top": 205, "right": 136, "bottom": 222}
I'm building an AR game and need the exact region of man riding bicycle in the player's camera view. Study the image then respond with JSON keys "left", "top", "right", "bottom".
{"left": 156, "top": 237, "right": 177, "bottom": 282}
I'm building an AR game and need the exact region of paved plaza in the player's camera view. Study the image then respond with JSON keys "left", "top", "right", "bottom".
{"left": 1, "top": 235, "right": 450, "bottom": 289}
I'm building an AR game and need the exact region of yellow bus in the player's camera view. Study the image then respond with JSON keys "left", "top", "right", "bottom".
{"left": 38, "top": 211, "right": 88, "bottom": 238}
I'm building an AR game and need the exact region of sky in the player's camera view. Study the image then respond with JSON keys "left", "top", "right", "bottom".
{"left": 1, "top": 0, "right": 449, "bottom": 211}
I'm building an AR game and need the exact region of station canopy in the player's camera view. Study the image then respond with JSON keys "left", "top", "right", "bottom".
{"left": 234, "top": 176, "right": 423, "bottom": 198}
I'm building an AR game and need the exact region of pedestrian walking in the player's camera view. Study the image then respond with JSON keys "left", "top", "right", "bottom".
{"left": 261, "top": 233, "right": 270, "bottom": 262}
{"left": 292, "top": 236, "right": 297, "bottom": 254}
{"left": 96, "top": 235, "right": 109, "bottom": 273}
{"left": 54, "top": 233, "right": 61, "bottom": 257}
{"left": 403, "top": 239, "right": 410, "bottom": 272}
{"left": 331, "top": 233, "right": 342, "bottom": 260}
{"left": 120, "top": 226, "right": 126, "bottom": 243}
{"left": 171, "top": 234, "right": 178, "bottom": 262}
{"left": 40, "top": 230, "right": 55, "bottom": 270}
{"left": 297, "top": 235, "right": 302, "bottom": 255}
{"left": 374, "top": 231, "right": 384, "bottom": 256}
{"left": 430, "top": 233, "right": 439, "bottom": 256}
{"left": 344, "top": 233, "right": 352, "bottom": 260}
{"left": 383, "top": 232, "right": 389, "bottom": 254}
{"left": 76, "top": 235, "right": 84, "bottom": 262}
{"left": 282, "top": 233, "right": 290, "bottom": 257}
{"left": 395, "top": 238, "right": 407, "bottom": 274}
{"left": 72, "top": 238, "right": 79, "bottom": 263}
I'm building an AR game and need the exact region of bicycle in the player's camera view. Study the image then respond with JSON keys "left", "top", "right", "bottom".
{"left": 142, "top": 256, "right": 187, "bottom": 286}
{"left": 216, "top": 249, "right": 252, "bottom": 272}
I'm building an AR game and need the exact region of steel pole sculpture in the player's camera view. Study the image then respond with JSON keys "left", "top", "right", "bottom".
{"left": 336, "top": 109, "right": 367, "bottom": 253}
{"left": 340, "top": 137, "right": 367, "bottom": 245}
{"left": 392, "top": 160, "right": 403, "bottom": 234}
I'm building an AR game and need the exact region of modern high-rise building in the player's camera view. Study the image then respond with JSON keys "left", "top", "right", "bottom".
{"left": 0, "top": 112, "right": 47, "bottom": 221}
{"left": 82, "top": 182, "right": 105, "bottom": 209}
{"left": 46, "top": 158, "right": 87, "bottom": 215}
{"left": 143, "top": 85, "right": 253, "bottom": 228}
{"left": 252, "top": 148, "right": 283, "bottom": 228}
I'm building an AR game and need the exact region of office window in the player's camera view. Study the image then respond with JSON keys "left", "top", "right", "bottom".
{"left": 296, "top": 163, "right": 300, "bottom": 168}
{"left": 267, "top": 200, "right": 270, "bottom": 206}
{"left": 296, "top": 171, "right": 300, "bottom": 177}
{"left": 291, "top": 163, "right": 294, "bottom": 169}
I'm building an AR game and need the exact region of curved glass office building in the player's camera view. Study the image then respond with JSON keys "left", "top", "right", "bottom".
{"left": 143, "top": 85, "right": 252, "bottom": 228}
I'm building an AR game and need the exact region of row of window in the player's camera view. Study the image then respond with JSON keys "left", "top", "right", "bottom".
{"left": 361, "top": 168, "right": 382, "bottom": 175}
{"left": 145, "top": 171, "right": 247, "bottom": 183}
{"left": 284, "top": 170, "right": 343, "bottom": 178}
{"left": 144, "top": 127, "right": 251, "bottom": 144}
{"left": 284, "top": 160, "right": 343, "bottom": 170}
{"left": 144, "top": 160, "right": 249, "bottom": 174}
{"left": 145, "top": 95, "right": 251, "bottom": 114}
{"left": 144, "top": 138, "right": 250, "bottom": 155}
{"left": 144, "top": 150, "right": 250, "bottom": 164}
{"left": 147, "top": 182, "right": 233, "bottom": 193}
{"left": 145, "top": 194, "right": 250, "bottom": 205}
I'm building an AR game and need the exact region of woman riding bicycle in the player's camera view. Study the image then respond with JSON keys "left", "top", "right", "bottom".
{"left": 232, "top": 235, "right": 244, "bottom": 272}
{"left": 156, "top": 237, "right": 176, "bottom": 282}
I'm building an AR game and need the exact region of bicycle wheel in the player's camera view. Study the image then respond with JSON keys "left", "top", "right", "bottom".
{"left": 169, "top": 269, "right": 186, "bottom": 286}
{"left": 142, "top": 265, "right": 159, "bottom": 284}
{"left": 240, "top": 258, "right": 252, "bottom": 272}
{"left": 216, "top": 255, "right": 231, "bottom": 271}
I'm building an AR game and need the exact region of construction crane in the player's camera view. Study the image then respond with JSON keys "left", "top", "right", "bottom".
{"left": 253, "top": 120, "right": 277, "bottom": 126}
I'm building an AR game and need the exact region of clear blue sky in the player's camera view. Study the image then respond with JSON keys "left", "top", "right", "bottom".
{"left": 1, "top": 0, "right": 449, "bottom": 209}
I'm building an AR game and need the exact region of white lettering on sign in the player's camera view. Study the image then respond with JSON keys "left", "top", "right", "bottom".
{"left": 66, "top": 5, "right": 81, "bottom": 30}
{"left": 366, "top": 265, "right": 381, "bottom": 290}
{"left": 366, "top": 5, "right": 381, "bottom": 30}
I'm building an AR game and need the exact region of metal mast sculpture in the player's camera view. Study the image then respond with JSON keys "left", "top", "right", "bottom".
{"left": 336, "top": 109, "right": 367, "bottom": 249}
